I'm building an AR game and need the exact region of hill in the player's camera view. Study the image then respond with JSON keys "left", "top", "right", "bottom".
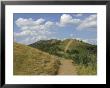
{"left": 29, "top": 39, "right": 97, "bottom": 75}
{"left": 13, "top": 42, "right": 60, "bottom": 75}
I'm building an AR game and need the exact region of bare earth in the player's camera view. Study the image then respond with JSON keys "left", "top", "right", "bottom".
{"left": 58, "top": 59, "right": 77, "bottom": 75}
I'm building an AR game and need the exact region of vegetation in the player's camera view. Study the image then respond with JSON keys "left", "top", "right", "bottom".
{"left": 13, "top": 39, "right": 97, "bottom": 75}
{"left": 13, "top": 42, "right": 61, "bottom": 75}
{"left": 29, "top": 39, "right": 97, "bottom": 75}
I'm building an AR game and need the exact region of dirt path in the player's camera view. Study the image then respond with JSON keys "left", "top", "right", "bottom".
{"left": 58, "top": 59, "right": 77, "bottom": 75}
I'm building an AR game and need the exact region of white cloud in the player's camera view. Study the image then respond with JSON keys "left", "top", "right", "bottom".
{"left": 16, "top": 18, "right": 35, "bottom": 27}
{"left": 77, "top": 14, "right": 97, "bottom": 30}
{"left": 35, "top": 18, "right": 45, "bottom": 25}
{"left": 45, "top": 21, "right": 54, "bottom": 29}
{"left": 77, "top": 38, "right": 96, "bottom": 45}
{"left": 14, "top": 14, "right": 97, "bottom": 44}
{"left": 57, "top": 14, "right": 81, "bottom": 27}
{"left": 72, "top": 19, "right": 81, "bottom": 24}
{"left": 84, "top": 39, "right": 97, "bottom": 45}
{"left": 58, "top": 14, "right": 97, "bottom": 30}
{"left": 74, "top": 38, "right": 97, "bottom": 45}
{"left": 16, "top": 18, "right": 46, "bottom": 29}
{"left": 14, "top": 30, "right": 32, "bottom": 37}
{"left": 60, "top": 14, "right": 73, "bottom": 25}
{"left": 14, "top": 17, "right": 55, "bottom": 44}
{"left": 14, "top": 29, "right": 52, "bottom": 44}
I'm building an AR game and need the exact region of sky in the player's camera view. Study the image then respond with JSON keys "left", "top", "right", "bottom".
{"left": 14, "top": 13, "right": 97, "bottom": 45}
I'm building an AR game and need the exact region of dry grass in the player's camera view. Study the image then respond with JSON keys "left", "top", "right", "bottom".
{"left": 13, "top": 42, "right": 60, "bottom": 75}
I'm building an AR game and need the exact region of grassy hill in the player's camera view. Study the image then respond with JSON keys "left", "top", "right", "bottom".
{"left": 13, "top": 42, "right": 60, "bottom": 75}
{"left": 29, "top": 39, "right": 97, "bottom": 75}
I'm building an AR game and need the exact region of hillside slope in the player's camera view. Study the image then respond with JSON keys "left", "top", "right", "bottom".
{"left": 29, "top": 39, "right": 97, "bottom": 75}
{"left": 14, "top": 42, "right": 60, "bottom": 75}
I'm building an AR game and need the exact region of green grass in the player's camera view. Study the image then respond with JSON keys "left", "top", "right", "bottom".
{"left": 14, "top": 42, "right": 60, "bottom": 75}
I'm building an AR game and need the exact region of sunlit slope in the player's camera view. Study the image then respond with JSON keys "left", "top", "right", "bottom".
{"left": 13, "top": 42, "right": 60, "bottom": 75}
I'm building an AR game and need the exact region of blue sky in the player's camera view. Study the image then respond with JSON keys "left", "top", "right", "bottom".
{"left": 14, "top": 13, "right": 97, "bottom": 45}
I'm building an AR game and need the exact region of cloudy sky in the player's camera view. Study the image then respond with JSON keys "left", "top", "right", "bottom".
{"left": 14, "top": 13, "right": 97, "bottom": 45}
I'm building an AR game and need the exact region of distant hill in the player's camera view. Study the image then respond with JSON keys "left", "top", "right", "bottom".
{"left": 29, "top": 39, "right": 97, "bottom": 75}
{"left": 29, "top": 39, "right": 97, "bottom": 61}
{"left": 14, "top": 42, "right": 60, "bottom": 75}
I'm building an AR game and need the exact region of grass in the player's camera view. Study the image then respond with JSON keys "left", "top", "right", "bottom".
{"left": 69, "top": 52, "right": 97, "bottom": 75}
{"left": 29, "top": 39, "right": 97, "bottom": 75}
{"left": 14, "top": 39, "right": 97, "bottom": 75}
{"left": 14, "top": 42, "right": 60, "bottom": 75}
{"left": 76, "top": 65, "right": 97, "bottom": 75}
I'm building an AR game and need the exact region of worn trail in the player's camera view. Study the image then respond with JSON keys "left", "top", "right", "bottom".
{"left": 58, "top": 59, "right": 77, "bottom": 75}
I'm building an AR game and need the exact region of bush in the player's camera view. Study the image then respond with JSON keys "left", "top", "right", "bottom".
{"left": 67, "top": 49, "right": 79, "bottom": 54}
